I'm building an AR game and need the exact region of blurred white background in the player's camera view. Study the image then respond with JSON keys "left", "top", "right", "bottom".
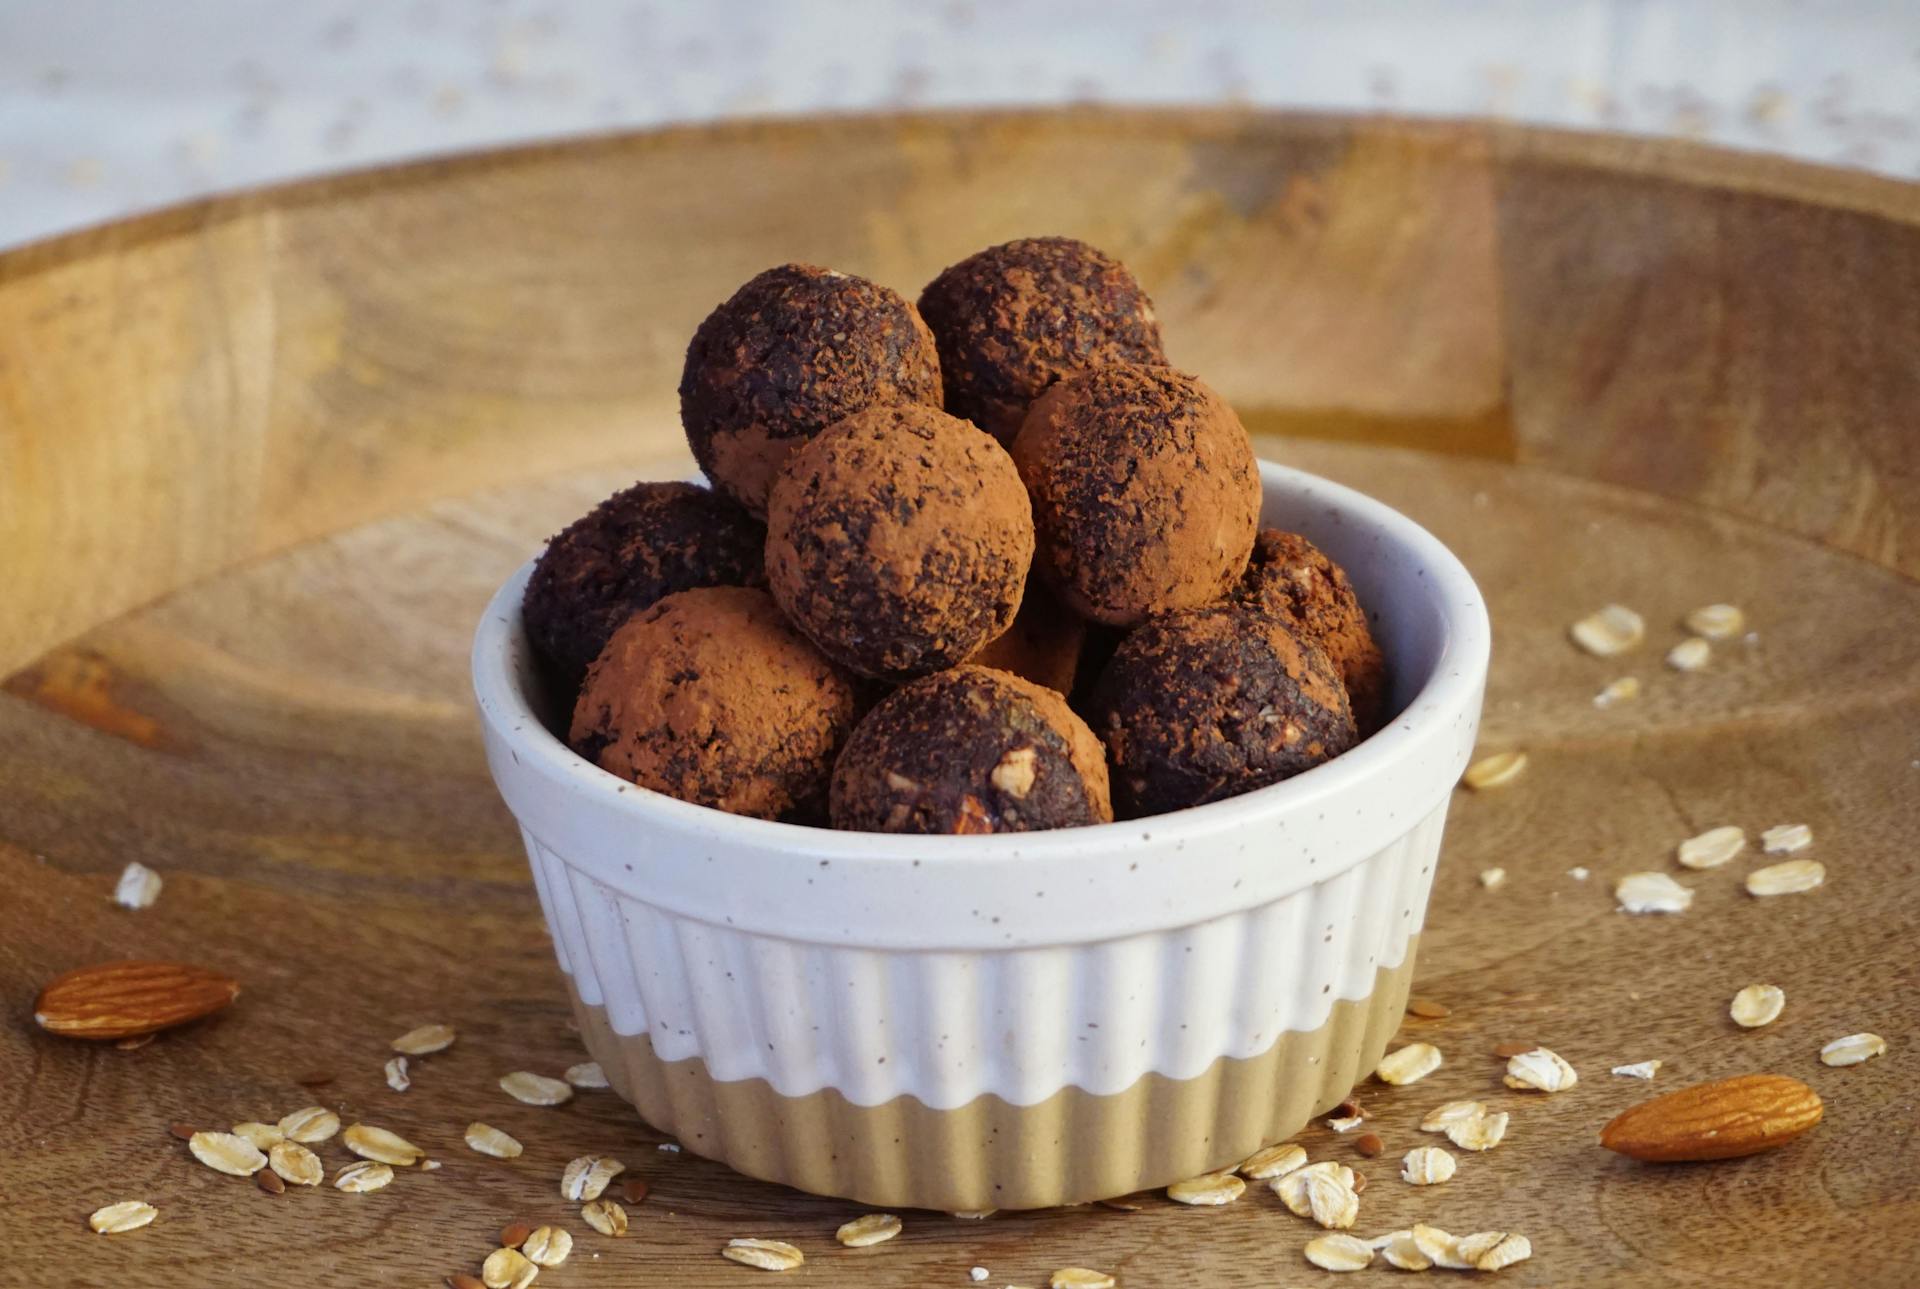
{"left": 2, "top": 0, "right": 1916, "bottom": 248}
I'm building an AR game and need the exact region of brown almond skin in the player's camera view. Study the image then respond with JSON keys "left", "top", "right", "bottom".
{"left": 33, "top": 961, "right": 240, "bottom": 1040}
{"left": 1600, "top": 1074, "right": 1823, "bottom": 1162}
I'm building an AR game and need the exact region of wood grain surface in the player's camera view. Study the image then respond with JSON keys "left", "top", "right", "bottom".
{"left": 3, "top": 110, "right": 1918, "bottom": 1287}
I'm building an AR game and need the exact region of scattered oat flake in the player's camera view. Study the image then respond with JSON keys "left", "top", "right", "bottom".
{"left": 1380, "top": 1230, "right": 1432, "bottom": 1271}
{"left": 231, "top": 1121, "right": 284, "bottom": 1151}
{"left": 1412, "top": 1224, "right": 1475, "bottom": 1270}
{"left": 481, "top": 1246, "right": 538, "bottom": 1289}
{"left": 1375, "top": 1042, "right": 1442, "bottom": 1085}
{"left": 722, "top": 1238, "right": 804, "bottom": 1271}
{"left": 1667, "top": 637, "right": 1711, "bottom": 671}
{"left": 1761, "top": 823, "right": 1812, "bottom": 854}
{"left": 344, "top": 1123, "right": 423, "bottom": 1166}
{"left": 1304, "top": 1232, "right": 1374, "bottom": 1271}
{"left": 1593, "top": 676, "right": 1640, "bottom": 708}
{"left": 1505, "top": 1047, "right": 1579, "bottom": 1092}
{"left": 1470, "top": 1231, "right": 1533, "bottom": 1271}
{"left": 189, "top": 1131, "right": 266, "bottom": 1176}
{"left": 1419, "top": 1101, "right": 1485, "bottom": 1132}
{"left": 1167, "top": 1171, "right": 1245, "bottom": 1205}
{"left": 657, "top": 1142, "right": 681, "bottom": 1152}
{"left": 969, "top": 1270, "right": 989, "bottom": 1284}
{"left": 334, "top": 1161, "right": 394, "bottom": 1193}
{"left": 419, "top": 1158, "right": 441, "bottom": 1171}
{"left": 500, "top": 1071, "right": 572, "bottom": 1106}
{"left": 1571, "top": 604, "right": 1645, "bottom": 657}
{"left": 836, "top": 1212, "right": 903, "bottom": 1246}
{"left": 1731, "top": 984, "right": 1786, "bottom": 1029}
{"left": 1277, "top": 1166, "right": 1360, "bottom": 1229}
{"left": 1400, "top": 1145, "right": 1456, "bottom": 1185}
{"left": 1686, "top": 603, "right": 1745, "bottom": 640}
{"left": 392, "top": 1023, "right": 456, "bottom": 1055}
{"left": 1568, "top": 866, "right": 1590, "bottom": 881}
{"left": 581, "top": 1199, "right": 629, "bottom": 1237}
{"left": 1479, "top": 867, "right": 1506, "bottom": 889}
{"left": 561, "top": 1154, "right": 625, "bottom": 1202}
{"left": 523, "top": 1227, "right": 573, "bottom": 1268}
{"left": 278, "top": 1106, "right": 339, "bottom": 1144}
{"left": 269, "top": 1140, "right": 324, "bottom": 1187}
{"left": 465, "top": 1122, "right": 523, "bottom": 1159}
{"left": 1820, "top": 1033, "right": 1888, "bottom": 1067}
{"left": 386, "top": 1056, "right": 411, "bottom": 1092}
{"left": 1748, "top": 859, "right": 1825, "bottom": 897}
{"left": 1616, "top": 871, "right": 1693, "bottom": 914}
{"left": 113, "top": 862, "right": 163, "bottom": 910}
{"left": 1462, "top": 751, "right": 1527, "bottom": 791}
{"left": 1238, "top": 1141, "right": 1307, "bottom": 1179}
{"left": 565, "top": 1061, "right": 609, "bottom": 1089}
{"left": 89, "top": 1200, "right": 156, "bottom": 1233}
{"left": 1612, "top": 1060, "right": 1662, "bottom": 1079}
{"left": 1326, "top": 1113, "right": 1364, "bottom": 1133}
{"left": 1050, "top": 1269, "right": 1116, "bottom": 1289}
{"left": 1678, "top": 825, "right": 1746, "bottom": 870}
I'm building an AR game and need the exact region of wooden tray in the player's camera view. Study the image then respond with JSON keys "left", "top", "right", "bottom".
{"left": 4, "top": 110, "right": 1917, "bottom": 1288}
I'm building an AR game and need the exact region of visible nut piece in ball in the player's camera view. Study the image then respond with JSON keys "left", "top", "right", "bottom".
{"left": 831, "top": 665, "right": 1112, "bottom": 833}
{"left": 680, "top": 264, "right": 943, "bottom": 514}
{"left": 522, "top": 481, "right": 766, "bottom": 692}
{"left": 1088, "top": 604, "right": 1356, "bottom": 817}
{"left": 1233, "top": 529, "right": 1387, "bottom": 733}
{"left": 766, "top": 404, "right": 1034, "bottom": 682}
{"left": 1013, "top": 364, "right": 1260, "bottom": 627}
{"left": 917, "top": 236, "right": 1167, "bottom": 442}
{"left": 570, "top": 587, "right": 858, "bottom": 821}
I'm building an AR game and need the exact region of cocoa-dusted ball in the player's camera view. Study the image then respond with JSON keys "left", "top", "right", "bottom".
{"left": 968, "top": 578, "right": 1086, "bottom": 696}
{"left": 1088, "top": 604, "right": 1356, "bottom": 817}
{"left": 917, "top": 237, "right": 1167, "bottom": 442}
{"left": 570, "top": 587, "right": 858, "bottom": 822}
{"left": 766, "top": 403, "right": 1034, "bottom": 682}
{"left": 680, "top": 264, "right": 943, "bottom": 515}
{"left": 522, "top": 481, "right": 766, "bottom": 693}
{"left": 830, "top": 665, "right": 1112, "bottom": 834}
{"left": 1013, "top": 364, "right": 1260, "bottom": 627}
{"left": 1234, "top": 529, "right": 1387, "bottom": 734}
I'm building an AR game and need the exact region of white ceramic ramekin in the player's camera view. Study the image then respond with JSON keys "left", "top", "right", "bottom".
{"left": 473, "top": 460, "right": 1489, "bottom": 1211}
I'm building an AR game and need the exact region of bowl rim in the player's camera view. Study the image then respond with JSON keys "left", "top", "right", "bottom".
{"left": 472, "top": 457, "right": 1491, "bottom": 866}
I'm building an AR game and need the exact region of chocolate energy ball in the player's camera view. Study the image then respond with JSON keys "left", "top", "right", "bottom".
{"left": 765, "top": 403, "right": 1034, "bottom": 682}
{"left": 917, "top": 236, "right": 1167, "bottom": 442}
{"left": 680, "top": 264, "right": 943, "bottom": 515}
{"left": 570, "top": 586, "right": 858, "bottom": 822}
{"left": 1013, "top": 364, "right": 1261, "bottom": 627}
{"left": 1088, "top": 604, "right": 1356, "bottom": 818}
{"left": 522, "top": 481, "right": 766, "bottom": 693}
{"left": 967, "top": 577, "right": 1086, "bottom": 696}
{"left": 1234, "top": 529, "right": 1388, "bottom": 734}
{"left": 830, "top": 665, "right": 1112, "bottom": 834}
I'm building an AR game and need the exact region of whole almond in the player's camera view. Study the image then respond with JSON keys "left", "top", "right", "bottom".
{"left": 1600, "top": 1074, "right": 1822, "bottom": 1162}
{"left": 33, "top": 961, "right": 240, "bottom": 1040}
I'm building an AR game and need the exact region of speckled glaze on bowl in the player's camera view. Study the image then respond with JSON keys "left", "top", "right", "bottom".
{"left": 473, "top": 459, "right": 1489, "bottom": 1210}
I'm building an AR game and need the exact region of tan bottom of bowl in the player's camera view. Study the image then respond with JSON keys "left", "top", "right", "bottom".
{"left": 568, "top": 937, "right": 1417, "bottom": 1211}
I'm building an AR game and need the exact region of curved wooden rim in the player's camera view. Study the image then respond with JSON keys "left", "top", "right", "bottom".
{"left": 6, "top": 107, "right": 1918, "bottom": 278}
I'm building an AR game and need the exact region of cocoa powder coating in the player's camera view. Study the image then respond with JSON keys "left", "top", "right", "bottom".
{"left": 680, "top": 264, "right": 943, "bottom": 514}
{"left": 830, "top": 665, "right": 1112, "bottom": 833}
{"left": 1233, "top": 529, "right": 1387, "bottom": 733}
{"left": 570, "top": 586, "right": 859, "bottom": 822}
{"left": 1013, "top": 364, "right": 1260, "bottom": 627}
{"left": 1088, "top": 604, "right": 1356, "bottom": 817}
{"left": 765, "top": 403, "right": 1034, "bottom": 682}
{"left": 522, "top": 481, "right": 766, "bottom": 693}
{"left": 917, "top": 236, "right": 1167, "bottom": 442}
{"left": 968, "top": 577, "right": 1087, "bottom": 696}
